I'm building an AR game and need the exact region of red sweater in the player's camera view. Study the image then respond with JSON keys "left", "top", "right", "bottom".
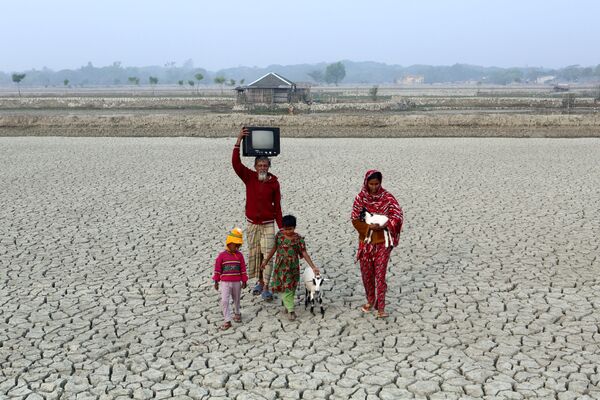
{"left": 232, "top": 146, "right": 283, "bottom": 228}
{"left": 213, "top": 250, "right": 248, "bottom": 283}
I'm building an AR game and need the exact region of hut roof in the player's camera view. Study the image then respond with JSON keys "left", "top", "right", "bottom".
{"left": 247, "top": 72, "right": 295, "bottom": 89}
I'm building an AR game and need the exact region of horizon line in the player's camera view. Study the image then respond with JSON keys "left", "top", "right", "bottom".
{"left": 2, "top": 60, "right": 598, "bottom": 74}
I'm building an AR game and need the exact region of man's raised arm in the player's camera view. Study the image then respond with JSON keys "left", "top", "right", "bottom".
{"left": 232, "top": 127, "right": 251, "bottom": 180}
{"left": 273, "top": 181, "right": 283, "bottom": 229}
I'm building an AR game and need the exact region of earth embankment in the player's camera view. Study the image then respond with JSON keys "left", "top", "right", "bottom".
{"left": 1, "top": 94, "right": 599, "bottom": 137}
{"left": 1, "top": 112, "right": 600, "bottom": 137}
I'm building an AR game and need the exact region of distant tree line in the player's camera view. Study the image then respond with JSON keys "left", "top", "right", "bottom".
{"left": 0, "top": 61, "right": 216, "bottom": 88}
{"left": 2, "top": 60, "right": 600, "bottom": 88}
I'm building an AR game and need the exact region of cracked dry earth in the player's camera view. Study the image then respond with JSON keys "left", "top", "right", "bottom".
{"left": 1, "top": 137, "right": 599, "bottom": 400}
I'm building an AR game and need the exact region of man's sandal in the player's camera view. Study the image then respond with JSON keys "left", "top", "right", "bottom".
{"left": 361, "top": 304, "right": 373, "bottom": 313}
{"left": 288, "top": 311, "right": 297, "bottom": 321}
{"left": 261, "top": 290, "right": 273, "bottom": 301}
{"left": 220, "top": 322, "right": 232, "bottom": 330}
{"left": 251, "top": 282, "right": 263, "bottom": 295}
{"left": 233, "top": 314, "right": 242, "bottom": 323}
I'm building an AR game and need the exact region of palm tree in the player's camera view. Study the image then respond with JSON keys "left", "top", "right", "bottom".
{"left": 194, "top": 72, "right": 204, "bottom": 95}
{"left": 128, "top": 76, "right": 139, "bottom": 95}
{"left": 149, "top": 76, "right": 158, "bottom": 95}
{"left": 214, "top": 76, "right": 226, "bottom": 95}
{"left": 12, "top": 73, "right": 26, "bottom": 97}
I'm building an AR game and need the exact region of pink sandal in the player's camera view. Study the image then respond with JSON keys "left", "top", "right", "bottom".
{"left": 219, "top": 322, "right": 232, "bottom": 330}
{"left": 361, "top": 304, "right": 373, "bottom": 313}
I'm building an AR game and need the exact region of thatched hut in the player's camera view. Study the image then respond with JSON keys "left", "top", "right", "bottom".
{"left": 235, "top": 72, "right": 310, "bottom": 104}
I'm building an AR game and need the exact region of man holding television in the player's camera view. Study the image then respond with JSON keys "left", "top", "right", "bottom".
{"left": 233, "top": 127, "right": 283, "bottom": 300}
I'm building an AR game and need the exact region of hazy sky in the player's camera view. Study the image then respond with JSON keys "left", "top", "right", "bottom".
{"left": 2, "top": 0, "right": 599, "bottom": 72}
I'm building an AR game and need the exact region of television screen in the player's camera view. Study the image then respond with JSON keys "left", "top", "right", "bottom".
{"left": 242, "top": 126, "right": 280, "bottom": 157}
{"left": 252, "top": 130, "right": 274, "bottom": 149}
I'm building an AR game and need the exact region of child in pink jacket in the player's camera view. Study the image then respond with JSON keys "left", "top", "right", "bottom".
{"left": 213, "top": 227, "right": 248, "bottom": 330}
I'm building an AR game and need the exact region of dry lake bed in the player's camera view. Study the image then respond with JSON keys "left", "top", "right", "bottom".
{"left": 1, "top": 137, "right": 599, "bottom": 399}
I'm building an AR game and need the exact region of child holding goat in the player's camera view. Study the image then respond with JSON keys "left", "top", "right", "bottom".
{"left": 260, "top": 215, "right": 320, "bottom": 320}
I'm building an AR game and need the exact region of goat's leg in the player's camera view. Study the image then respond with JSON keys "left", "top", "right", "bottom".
{"left": 305, "top": 288, "right": 309, "bottom": 310}
{"left": 319, "top": 297, "right": 325, "bottom": 317}
{"left": 364, "top": 230, "right": 371, "bottom": 244}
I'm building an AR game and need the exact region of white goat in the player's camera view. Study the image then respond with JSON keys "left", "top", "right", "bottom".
{"left": 363, "top": 210, "right": 392, "bottom": 248}
{"left": 303, "top": 266, "right": 325, "bottom": 317}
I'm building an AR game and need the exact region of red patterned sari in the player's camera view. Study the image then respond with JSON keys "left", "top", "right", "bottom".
{"left": 351, "top": 169, "right": 404, "bottom": 312}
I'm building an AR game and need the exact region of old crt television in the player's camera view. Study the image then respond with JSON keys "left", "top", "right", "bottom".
{"left": 242, "top": 126, "right": 280, "bottom": 157}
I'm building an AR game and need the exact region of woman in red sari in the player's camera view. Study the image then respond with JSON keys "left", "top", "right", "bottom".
{"left": 351, "top": 169, "right": 404, "bottom": 318}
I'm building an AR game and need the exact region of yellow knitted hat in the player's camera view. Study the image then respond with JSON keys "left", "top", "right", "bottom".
{"left": 226, "top": 227, "right": 243, "bottom": 245}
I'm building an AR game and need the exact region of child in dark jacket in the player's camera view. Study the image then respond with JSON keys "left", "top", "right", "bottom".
{"left": 213, "top": 227, "right": 248, "bottom": 330}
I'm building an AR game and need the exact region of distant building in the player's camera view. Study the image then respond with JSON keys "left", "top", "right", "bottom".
{"left": 397, "top": 75, "right": 425, "bottom": 84}
{"left": 536, "top": 75, "right": 556, "bottom": 84}
{"left": 553, "top": 84, "right": 570, "bottom": 92}
{"left": 235, "top": 72, "right": 310, "bottom": 104}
